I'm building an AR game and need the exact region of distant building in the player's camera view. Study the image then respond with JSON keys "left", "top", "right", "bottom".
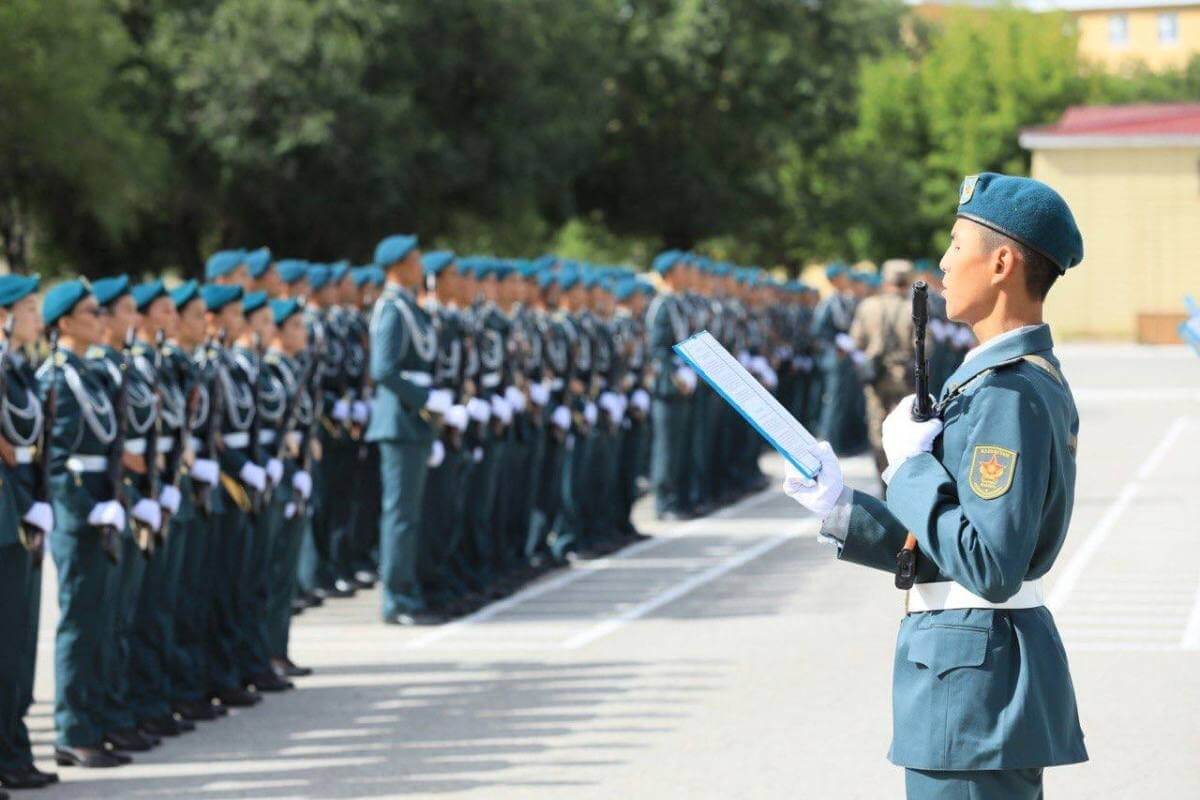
{"left": 1020, "top": 103, "right": 1200, "bottom": 341}
{"left": 911, "top": 0, "right": 1200, "bottom": 71}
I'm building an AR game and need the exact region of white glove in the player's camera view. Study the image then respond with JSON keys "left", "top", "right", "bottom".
{"left": 158, "top": 486, "right": 182, "bottom": 515}
{"left": 472, "top": 446, "right": 484, "bottom": 463}
{"left": 332, "top": 398, "right": 351, "bottom": 421}
{"left": 424, "top": 388, "right": 453, "bottom": 416}
{"left": 631, "top": 388, "right": 650, "bottom": 414}
{"left": 528, "top": 382, "right": 550, "bottom": 406}
{"left": 504, "top": 385, "right": 526, "bottom": 413}
{"left": 551, "top": 405, "right": 571, "bottom": 431}
{"left": 835, "top": 333, "right": 857, "bottom": 354}
{"left": 88, "top": 500, "right": 126, "bottom": 531}
{"left": 22, "top": 502, "right": 53, "bottom": 534}
{"left": 599, "top": 392, "right": 622, "bottom": 423}
{"left": 737, "top": 350, "right": 753, "bottom": 368}
{"left": 266, "top": 458, "right": 284, "bottom": 487}
{"left": 583, "top": 402, "right": 598, "bottom": 426}
{"left": 239, "top": 462, "right": 267, "bottom": 492}
{"left": 760, "top": 366, "right": 778, "bottom": 389}
{"left": 352, "top": 400, "right": 370, "bottom": 424}
{"left": 490, "top": 395, "right": 511, "bottom": 425}
{"left": 428, "top": 439, "right": 445, "bottom": 467}
{"left": 674, "top": 366, "right": 697, "bottom": 392}
{"left": 849, "top": 351, "right": 867, "bottom": 367}
{"left": 750, "top": 355, "right": 770, "bottom": 376}
{"left": 292, "top": 470, "right": 312, "bottom": 500}
{"left": 782, "top": 441, "right": 845, "bottom": 519}
{"left": 284, "top": 502, "right": 298, "bottom": 520}
{"left": 132, "top": 498, "right": 162, "bottom": 532}
{"left": 881, "top": 394, "right": 944, "bottom": 484}
{"left": 466, "top": 397, "right": 491, "bottom": 424}
{"left": 444, "top": 404, "right": 469, "bottom": 432}
{"left": 191, "top": 458, "right": 219, "bottom": 486}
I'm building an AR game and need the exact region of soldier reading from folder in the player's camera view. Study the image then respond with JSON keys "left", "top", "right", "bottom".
{"left": 783, "top": 173, "right": 1088, "bottom": 800}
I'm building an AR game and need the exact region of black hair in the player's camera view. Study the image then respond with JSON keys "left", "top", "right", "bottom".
{"left": 977, "top": 227, "right": 1059, "bottom": 301}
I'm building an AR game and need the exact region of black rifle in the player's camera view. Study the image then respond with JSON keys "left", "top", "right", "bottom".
{"left": 143, "top": 330, "right": 164, "bottom": 547}
{"left": 895, "top": 281, "right": 931, "bottom": 590}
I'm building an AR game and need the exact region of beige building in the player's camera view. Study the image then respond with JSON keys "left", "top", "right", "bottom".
{"left": 1019, "top": 103, "right": 1200, "bottom": 341}
{"left": 912, "top": 0, "right": 1200, "bottom": 71}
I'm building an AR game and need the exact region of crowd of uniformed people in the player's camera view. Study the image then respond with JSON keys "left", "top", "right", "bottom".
{"left": 0, "top": 238, "right": 971, "bottom": 789}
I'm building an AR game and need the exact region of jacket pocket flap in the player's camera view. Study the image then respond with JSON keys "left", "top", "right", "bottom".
{"left": 906, "top": 625, "right": 988, "bottom": 678}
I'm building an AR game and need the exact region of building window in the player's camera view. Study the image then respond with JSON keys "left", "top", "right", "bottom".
{"left": 1109, "top": 14, "right": 1129, "bottom": 47}
{"left": 1158, "top": 12, "right": 1179, "bottom": 45}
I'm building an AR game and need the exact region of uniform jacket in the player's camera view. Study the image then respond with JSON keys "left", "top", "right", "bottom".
{"left": 365, "top": 284, "right": 435, "bottom": 444}
{"left": 822, "top": 324, "right": 1088, "bottom": 770}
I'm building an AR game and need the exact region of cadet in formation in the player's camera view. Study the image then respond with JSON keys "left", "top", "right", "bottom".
{"left": 784, "top": 172, "right": 1088, "bottom": 799}
{"left": 7, "top": 233, "right": 942, "bottom": 782}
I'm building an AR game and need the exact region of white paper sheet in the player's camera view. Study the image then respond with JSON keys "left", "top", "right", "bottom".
{"left": 673, "top": 330, "right": 823, "bottom": 478}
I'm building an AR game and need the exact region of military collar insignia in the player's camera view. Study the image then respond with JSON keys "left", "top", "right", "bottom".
{"left": 968, "top": 445, "right": 1017, "bottom": 500}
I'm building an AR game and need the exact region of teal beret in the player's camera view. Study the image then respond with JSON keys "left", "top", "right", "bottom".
{"left": 330, "top": 261, "right": 350, "bottom": 284}
{"left": 307, "top": 265, "right": 332, "bottom": 290}
{"left": 205, "top": 249, "right": 245, "bottom": 280}
{"left": 132, "top": 279, "right": 167, "bottom": 311}
{"left": 493, "top": 261, "right": 515, "bottom": 281}
{"left": 43, "top": 280, "right": 90, "bottom": 326}
{"left": 652, "top": 250, "right": 682, "bottom": 275}
{"left": 0, "top": 274, "right": 39, "bottom": 308}
{"left": 373, "top": 234, "right": 418, "bottom": 267}
{"left": 613, "top": 279, "right": 638, "bottom": 301}
{"left": 270, "top": 298, "right": 301, "bottom": 325}
{"left": 92, "top": 274, "right": 131, "bottom": 307}
{"left": 537, "top": 271, "right": 557, "bottom": 290}
{"left": 244, "top": 247, "right": 272, "bottom": 279}
{"left": 422, "top": 251, "right": 455, "bottom": 276}
{"left": 350, "top": 266, "right": 373, "bottom": 287}
{"left": 367, "top": 266, "right": 385, "bottom": 286}
{"left": 201, "top": 283, "right": 243, "bottom": 312}
{"left": 956, "top": 172, "right": 1083, "bottom": 273}
{"left": 531, "top": 255, "right": 557, "bottom": 272}
{"left": 825, "top": 262, "right": 847, "bottom": 280}
{"left": 557, "top": 269, "right": 581, "bottom": 291}
{"left": 171, "top": 280, "right": 200, "bottom": 310}
{"left": 242, "top": 290, "right": 269, "bottom": 315}
{"left": 276, "top": 260, "right": 308, "bottom": 285}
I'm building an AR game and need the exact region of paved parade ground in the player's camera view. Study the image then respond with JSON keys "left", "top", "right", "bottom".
{"left": 30, "top": 343, "right": 1200, "bottom": 799}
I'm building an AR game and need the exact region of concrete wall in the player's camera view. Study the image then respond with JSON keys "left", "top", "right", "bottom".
{"left": 1030, "top": 145, "right": 1200, "bottom": 339}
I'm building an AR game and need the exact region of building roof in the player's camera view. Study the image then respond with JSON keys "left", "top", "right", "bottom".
{"left": 1020, "top": 103, "right": 1200, "bottom": 149}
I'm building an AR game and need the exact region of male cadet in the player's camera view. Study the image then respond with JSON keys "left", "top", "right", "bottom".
{"left": 261, "top": 298, "right": 314, "bottom": 679}
{"left": 245, "top": 247, "right": 279, "bottom": 296}
{"left": 849, "top": 259, "right": 916, "bottom": 479}
{"left": 0, "top": 275, "right": 57, "bottom": 790}
{"left": 646, "top": 251, "right": 697, "bottom": 520}
{"left": 344, "top": 266, "right": 381, "bottom": 590}
{"left": 811, "top": 263, "right": 857, "bottom": 454}
{"left": 38, "top": 281, "right": 127, "bottom": 768}
{"left": 611, "top": 277, "right": 652, "bottom": 540}
{"left": 198, "top": 280, "right": 268, "bottom": 709}
{"left": 783, "top": 173, "right": 1088, "bottom": 799}
{"left": 233, "top": 290, "right": 293, "bottom": 693}
{"left": 160, "top": 280, "right": 224, "bottom": 723}
{"left": 528, "top": 268, "right": 571, "bottom": 566}
{"left": 125, "top": 280, "right": 194, "bottom": 740}
{"left": 367, "top": 234, "right": 453, "bottom": 626}
{"left": 87, "top": 275, "right": 164, "bottom": 756}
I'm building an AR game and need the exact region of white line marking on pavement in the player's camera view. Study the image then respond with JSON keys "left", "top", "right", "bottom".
{"left": 1048, "top": 416, "right": 1191, "bottom": 613}
{"left": 559, "top": 526, "right": 811, "bottom": 650}
{"left": 406, "top": 487, "right": 783, "bottom": 649}
{"left": 1180, "top": 568, "right": 1200, "bottom": 651}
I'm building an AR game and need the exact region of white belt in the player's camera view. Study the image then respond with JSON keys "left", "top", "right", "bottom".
{"left": 157, "top": 437, "right": 175, "bottom": 454}
{"left": 259, "top": 430, "right": 276, "bottom": 445}
{"left": 481, "top": 372, "right": 501, "bottom": 388}
{"left": 125, "top": 438, "right": 147, "bottom": 455}
{"left": 400, "top": 371, "right": 432, "bottom": 387}
{"left": 13, "top": 446, "right": 36, "bottom": 464}
{"left": 907, "top": 579, "right": 1044, "bottom": 613}
{"left": 66, "top": 455, "right": 108, "bottom": 473}
{"left": 223, "top": 431, "right": 250, "bottom": 448}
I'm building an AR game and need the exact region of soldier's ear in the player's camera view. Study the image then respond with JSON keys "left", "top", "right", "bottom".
{"left": 991, "top": 243, "right": 1019, "bottom": 287}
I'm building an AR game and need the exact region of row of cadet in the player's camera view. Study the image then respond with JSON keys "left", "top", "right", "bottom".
{"left": 0, "top": 239, "right": 964, "bottom": 785}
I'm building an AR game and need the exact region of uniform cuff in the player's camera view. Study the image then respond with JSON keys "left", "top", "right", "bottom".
{"left": 818, "top": 486, "right": 855, "bottom": 545}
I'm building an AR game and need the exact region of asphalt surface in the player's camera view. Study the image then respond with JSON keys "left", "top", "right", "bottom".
{"left": 28, "top": 343, "right": 1200, "bottom": 799}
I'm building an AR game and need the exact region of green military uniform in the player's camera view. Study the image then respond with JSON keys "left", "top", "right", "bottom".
{"left": 366, "top": 236, "right": 440, "bottom": 622}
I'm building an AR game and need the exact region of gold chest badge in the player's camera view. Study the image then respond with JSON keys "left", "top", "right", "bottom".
{"left": 968, "top": 445, "right": 1017, "bottom": 500}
